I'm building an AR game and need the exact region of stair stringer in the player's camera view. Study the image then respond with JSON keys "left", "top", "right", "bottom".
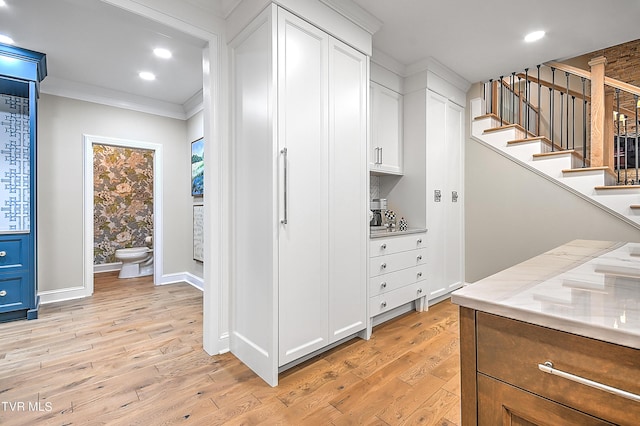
{"left": 469, "top": 132, "right": 640, "bottom": 231}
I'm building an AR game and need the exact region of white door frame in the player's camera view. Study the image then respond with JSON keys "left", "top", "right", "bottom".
{"left": 83, "top": 134, "right": 163, "bottom": 297}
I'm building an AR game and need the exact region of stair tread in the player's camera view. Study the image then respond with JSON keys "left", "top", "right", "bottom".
{"left": 562, "top": 166, "right": 609, "bottom": 173}
{"left": 508, "top": 136, "right": 552, "bottom": 145}
{"left": 595, "top": 185, "right": 640, "bottom": 190}
{"left": 630, "top": 205, "right": 640, "bottom": 209}
{"left": 533, "top": 150, "right": 577, "bottom": 158}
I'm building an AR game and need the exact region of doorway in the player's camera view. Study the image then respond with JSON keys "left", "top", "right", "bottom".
{"left": 83, "top": 134, "right": 163, "bottom": 297}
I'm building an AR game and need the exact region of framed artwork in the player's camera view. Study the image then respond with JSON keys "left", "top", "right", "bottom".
{"left": 193, "top": 204, "right": 204, "bottom": 262}
{"left": 191, "top": 137, "right": 204, "bottom": 196}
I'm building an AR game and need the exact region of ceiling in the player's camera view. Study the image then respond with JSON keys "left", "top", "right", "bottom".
{"left": 1, "top": 0, "right": 638, "bottom": 118}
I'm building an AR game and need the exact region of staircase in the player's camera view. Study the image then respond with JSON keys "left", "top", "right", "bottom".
{"left": 470, "top": 98, "right": 640, "bottom": 229}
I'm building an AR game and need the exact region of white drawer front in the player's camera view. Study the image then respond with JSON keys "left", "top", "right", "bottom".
{"left": 369, "top": 281, "right": 427, "bottom": 315}
{"left": 369, "top": 248, "right": 427, "bottom": 277}
{"left": 369, "top": 265, "right": 426, "bottom": 297}
{"left": 369, "top": 233, "right": 426, "bottom": 257}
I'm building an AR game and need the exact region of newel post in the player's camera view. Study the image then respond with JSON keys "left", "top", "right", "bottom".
{"left": 589, "top": 56, "right": 607, "bottom": 167}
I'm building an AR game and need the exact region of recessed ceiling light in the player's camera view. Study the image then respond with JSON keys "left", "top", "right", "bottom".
{"left": 0, "top": 1, "right": 7, "bottom": 7}
{"left": 524, "top": 30, "right": 545, "bottom": 43}
{"left": 139, "top": 71, "right": 156, "bottom": 81}
{"left": 0, "top": 34, "right": 14, "bottom": 45}
{"left": 153, "top": 48, "right": 172, "bottom": 59}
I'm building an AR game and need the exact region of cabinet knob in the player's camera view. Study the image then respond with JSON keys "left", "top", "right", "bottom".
{"left": 0, "top": 251, "right": 6, "bottom": 257}
{"left": 417, "top": 272, "right": 422, "bottom": 278}
{"left": 417, "top": 238, "right": 422, "bottom": 244}
{"left": 380, "top": 301, "right": 387, "bottom": 308}
{"left": 381, "top": 262, "right": 387, "bottom": 269}
{"left": 381, "top": 243, "right": 387, "bottom": 250}
{"left": 417, "top": 255, "right": 422, "bottom": 261}
{"left": 417, "top": 288, "right": 423, "bottom": 294}
{"left": 0, "top": 290, "right": 6, "bottom": 297}
{"left": 380, "top": 282, "right": 387, "bottom": 289}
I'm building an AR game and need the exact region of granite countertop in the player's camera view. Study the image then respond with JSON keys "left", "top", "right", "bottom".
{"left": 369, "top": 227, "right": 427, "bottom": 239}
{"left": 451, "top": 240, "right": 640, "bottom": 349}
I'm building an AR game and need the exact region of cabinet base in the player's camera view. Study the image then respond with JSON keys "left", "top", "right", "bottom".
{"left": 0, "top": 297, "right": 39, "bottom": 323}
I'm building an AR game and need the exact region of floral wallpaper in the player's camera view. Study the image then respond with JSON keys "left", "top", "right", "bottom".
{"left": 93, "top": 144, "right": 153, "bottom": 265}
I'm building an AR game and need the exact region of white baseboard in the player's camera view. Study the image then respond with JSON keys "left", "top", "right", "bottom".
{"left": 94, "top": 262, "right": 122, "bottom": 273}
{"left": 38, "top": 271, "right": 204, "bottom": 305}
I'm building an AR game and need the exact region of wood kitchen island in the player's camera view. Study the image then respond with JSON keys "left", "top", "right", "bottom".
{"left": 451, "top": 240, "right": 640, "bottom": 425}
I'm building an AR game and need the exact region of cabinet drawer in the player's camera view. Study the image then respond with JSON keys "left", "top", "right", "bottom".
{"left": 369, "top": 265, "right": 426, "bottom": 297}
{"left": 476, "top": 312, "right": 640, "bottom": 425}
{"left": 0, "top": 235, "right": 28, "bottom": 271}
{"left": 369, "top": 281, "right": 426, "bottom": 316}
{"left": 0, "top": 273, "right": 27, "bottom": 312}
{"left": 369, "top": 248, "right": 427, "bottom": 277}
{"left": 369, "top": 233, "right": 425, "bottom": 257}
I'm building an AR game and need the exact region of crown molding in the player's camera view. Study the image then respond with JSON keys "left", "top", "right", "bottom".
{"left": 371, "top": 48, "right": 407, "bottom": 77}
{"left": 318, "top": 0, "right": 382, "bottom": 35}
{"left": 41, "top": 76, "right": 190, "bottom": 120}
{"left": 406, "top": 56, "right": 471, "bottom": 93}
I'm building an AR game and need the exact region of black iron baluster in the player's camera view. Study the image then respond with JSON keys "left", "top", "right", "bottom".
{"left": 566, "top": 73, "right": 570, "bottom": 151}
{"left": 488, "top": 79, "right": 493, "bottom": 114}
{"left": 551, "top": 67, "right": 556, "bottom": 149}
{"left": 616, "top": 88, "right": 621, "bottom": 184}
{"left": 572, "top": 95, "right": 576, "bottom": 151}
{"left": 524, "top": 68, "right": 529, "bottom": 132}
{"left": 560, "top": 91, "right": 564, "bottom": 149}
{"left": 582, "top": 77, "right": 587, "bottom": 168}
{"left": 517, "top": 75, "right": 522, "bottom": 127}
{"left": 499, "top": 76, "right": 504, "bottom": 126}
{"left": 537, "top": 65, "right": 541, "bottom": 136}
{"left": 635, "top": 94, "right": 639, "bottom": 184}
{"left": 511, "top": 72, "right": 516, "bottom": 124}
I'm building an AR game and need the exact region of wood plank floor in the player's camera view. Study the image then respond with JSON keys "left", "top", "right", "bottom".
{"left": 0, "top": 273, "right": 460, "bottom": 425}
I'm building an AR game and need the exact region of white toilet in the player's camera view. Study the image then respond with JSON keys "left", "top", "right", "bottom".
{"left": 115, "top": 238, "right": 153, "bottom": 279}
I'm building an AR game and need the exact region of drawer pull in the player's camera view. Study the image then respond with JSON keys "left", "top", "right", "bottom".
{"left": 417, "top": 288, "right": 423, "bottom": 294}
{"left": 417, "top": 255, "right": 422, "bottom": 261}
{"left": 380, "top": 301, "right": 387, "bottom": 308}
{"left": 0, "top": 251, "right": 6, "bottom": 257}
{"left": 380, "top": 243, "right": 387, "bottom": 250}
{"left": 417, "top": 272, "right": 422, "bottom": 278}
{"left": 381, "top": 263, "right": 387, "bottom": 269}
{"left": 0, "top": 290, "right": 6, "bottom": 297}
{"left": 538, "top": 361, "right": 640, "bottom": 403}
{"left": 417, "top": 238, "right": 422, "bottom": 244}
{"left": 380, "top": 282, "right": 387, "bottom": 289}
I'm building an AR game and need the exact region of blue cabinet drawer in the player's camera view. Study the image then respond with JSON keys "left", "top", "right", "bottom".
{"left": 0, "top": 273, "right": 27, "bottom": 312}
{"left": 0, "top": 235, "right": 29, "bottom": 271}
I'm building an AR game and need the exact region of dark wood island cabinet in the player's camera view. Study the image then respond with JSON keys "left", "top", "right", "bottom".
{"left": 453, "top": 240, "right": 640, "bottom": 425}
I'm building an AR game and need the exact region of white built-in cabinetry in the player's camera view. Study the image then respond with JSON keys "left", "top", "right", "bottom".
{"left": 370, "top": 82, "right": 403, "bottom": 174}
{"left": 368, "top": 232, "right": 428, "bottom": 333}
{"left": 425, "top": 89, "right": 464, "bottom": 299}
{"left": 229, "top": 5, "right": 368, "bottom": 386}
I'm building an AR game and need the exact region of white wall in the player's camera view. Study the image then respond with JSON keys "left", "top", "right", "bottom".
{"left": 187, "top": 109, "right": 204, "bottom": 278}
{"left": 37, "top": 94, "right": 192, "bottom": 293}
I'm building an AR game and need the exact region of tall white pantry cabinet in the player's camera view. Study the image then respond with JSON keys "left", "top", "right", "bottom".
{"left": 229, "top": 5, "right": 368, "bottom": 386}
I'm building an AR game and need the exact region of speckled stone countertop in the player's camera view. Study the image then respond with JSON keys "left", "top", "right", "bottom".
{"left": 369, "top": 227, "right": 427, "bottom": 239}
{"left": 451, "top": 240, "right": 640, "bottom": 349}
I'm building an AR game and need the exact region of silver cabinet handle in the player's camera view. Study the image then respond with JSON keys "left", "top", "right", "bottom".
{"left": 0, "top": 290, "right": 6, "bottom": 296}
{"left": 380, "top": 282, "right": 387, "bottom": 289}
{"left": 417, "top": 238, "right": 422, "bottom": 244}
{"left": 417, "top": 272, "right": 422, "bottom": 278}
{"left": 538, "top": 361, "right": 640, "bottom": 403}
{"left": 0, "top": 251, "right": 5, "bottom": 257}
{"left": 452, "top": 191, "right": 459, "bottom": 202}
{"left": 381, "top": 243, "right": 387, "bottom": 250}
{"left": 417, "top": 255, "right": 422, "bottom": 261}
{"left": 280, "top": 147, "right": 288, "bottom": 225}
{"left": 381, "top": 263, "right": 387, "bottom": 269}
{"left": 380, "top": 301, "right": 387, "bottom": 308}
{"left": 379, "top": 147, "right": 383, "bottom": 164}
{"left": 417, "top": 288, "right": 423, "bottom": 294}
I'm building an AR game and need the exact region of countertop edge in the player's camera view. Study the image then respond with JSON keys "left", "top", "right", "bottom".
{"left": 451, "top": 292, "right": 640, "bottom": 350}
{"left": 369, "top": 228, "right": 427, "bottom": 239}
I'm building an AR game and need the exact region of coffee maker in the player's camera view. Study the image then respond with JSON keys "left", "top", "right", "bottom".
{"left": 370, "top": 198, "right": 387, "bottom": 227}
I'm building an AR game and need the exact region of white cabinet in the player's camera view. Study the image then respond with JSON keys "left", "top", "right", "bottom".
{"left": 370, "top": 82, "right": 403, "bottom": 174}
{"left": 230, "top": 5, "right": 368, "bottom": 386}
{"left": 426, "top": 90, "right": 464, "bottom": 300}
{"left": 367, "top": 232, "right": 427, "bottom": 334}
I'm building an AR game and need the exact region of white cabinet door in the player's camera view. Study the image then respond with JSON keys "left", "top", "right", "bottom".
{"left": 371, "top": 82, "right": 403, "bottom": 174}
{"left": 277, "top": 9, "right": 329, "bottom": 366}
{"left": 426, "top": 90, "right": 464, "bottom": 300}
{"left": 327, "top": 38, "right": 368, "bottom": 343}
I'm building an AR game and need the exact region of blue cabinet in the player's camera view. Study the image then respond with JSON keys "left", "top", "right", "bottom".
{"left": 0, "top": 44, "right": 46, "bottom": 322}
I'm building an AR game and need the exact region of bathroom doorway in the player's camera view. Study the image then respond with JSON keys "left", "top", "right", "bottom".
{"left": 83, "top": 135, "right": 163, "bottom": 296}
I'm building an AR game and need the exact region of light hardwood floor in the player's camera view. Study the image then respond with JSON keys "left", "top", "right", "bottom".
{"left": 0, "top": 273, "right": 460, "bottom": 425}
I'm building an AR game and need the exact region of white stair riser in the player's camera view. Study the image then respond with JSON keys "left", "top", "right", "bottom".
{"left": 531, "top": 155, "right": 574, "bottom": 178}
{"left": 505, "top": 142, "right": 546, "bottom": 163}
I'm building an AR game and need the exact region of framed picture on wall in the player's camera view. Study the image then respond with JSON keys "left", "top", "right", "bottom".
{"left": 193, "top": 204, "right": 204, "bottom": 262}
{"left": 191, "top": 137, "right": 204, "bottom": 196}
